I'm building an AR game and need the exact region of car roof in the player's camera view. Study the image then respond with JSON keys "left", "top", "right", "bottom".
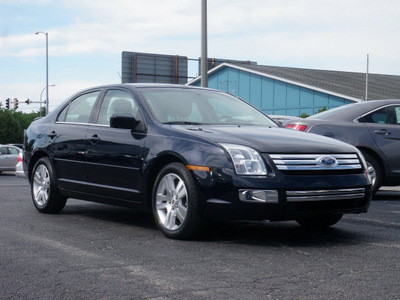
{"left": 63, "top": 83, "right": 213, "bottom": 102}
{"left": 307, "top": 99, "right": 400, "bottom": 121}
{"left": 0, "top": 144, "right": 21, "bottom": 151}
{"left": 78, "top": 83, "right": 210, "bottom": 91}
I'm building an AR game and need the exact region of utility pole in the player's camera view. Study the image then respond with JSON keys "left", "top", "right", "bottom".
{"left": 365, "top": 54, "right": 369, "bottom": 101}
{"left": 36, "top": 31, "right": 49, "bottom": 114}
{"left": 201, "top": 0, "right": 208, "bottom": 87}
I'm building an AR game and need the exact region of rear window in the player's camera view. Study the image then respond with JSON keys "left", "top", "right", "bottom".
{"left": 57, "top": 91, "right": 100, "bottom": 123}
{"left": 307, "top": 104, "right": 353, "bottom": 120}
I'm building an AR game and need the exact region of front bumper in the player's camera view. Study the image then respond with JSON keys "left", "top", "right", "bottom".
{"left": 193, "top": 168, "right": 372, "bottom": 221}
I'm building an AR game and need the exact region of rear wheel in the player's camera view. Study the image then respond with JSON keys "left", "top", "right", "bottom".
{"left": 152, "top": 163, "right": 206, "bottom": 239}
{"left": 362, "top": 152, "right": 382, "bottom": 194}
{"left": 31, "top": 157, "right": 67, "bottom": 214}
{"left": 296, "top": 214, "right": 343, "bottom": 228}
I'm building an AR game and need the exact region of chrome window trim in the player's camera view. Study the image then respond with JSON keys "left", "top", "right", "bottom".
{"left": 353, "top": 104, "right": 400, "bottom": 123}
{"left": 55, "top": 121, "right": 109, "bottom": 127}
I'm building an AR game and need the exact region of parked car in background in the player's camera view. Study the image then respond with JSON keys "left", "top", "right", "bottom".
{"left": 15, "top": 152, "right": 26, "bottom": 178}
{"left": 0, "top": 145, "right": 21, "bottom": 173}
{"left": 285, "top": 99, "right": 400, "bottom": 193}
{"left": 268, "top": 115, "right": 301, "bottom": 126}
{"left": 24, "top": 84, "right": 371, "bottom": 239}
{"left": 8, "top": 143, "right": 23, "bottom": 150}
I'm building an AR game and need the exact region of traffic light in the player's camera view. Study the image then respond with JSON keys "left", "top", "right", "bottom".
{"left": 14, "top": 98, "right": 19, "bottom": 110}
{"left": 5, "top": 98, "right": 10, "bottom": 109}
{"left": 25, "top": 99, "right": 31, "bottom": 105}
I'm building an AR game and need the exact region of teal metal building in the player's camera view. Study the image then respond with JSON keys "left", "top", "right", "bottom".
{"left": 188, "top": 63, "right": 400, "bottom": 117}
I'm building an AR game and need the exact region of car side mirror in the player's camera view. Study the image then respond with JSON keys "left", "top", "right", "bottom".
{"left": 110, "top": 114, "right": 141, "bottom": 130}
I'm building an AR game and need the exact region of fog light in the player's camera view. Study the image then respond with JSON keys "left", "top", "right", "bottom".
{"left": 239, "top": 189, "right": 278, "bottom": 203}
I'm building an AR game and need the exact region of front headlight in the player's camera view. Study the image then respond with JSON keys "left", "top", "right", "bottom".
{"left": 220, "top": 143, "right": 267, "bottom": 175}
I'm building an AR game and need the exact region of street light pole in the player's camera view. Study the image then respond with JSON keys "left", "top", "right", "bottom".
{"left": 201, "top": 0, "right": 208, "bottom": 87}
{"left": 36, "top": 31, "right": 49, "bottom": 115}
{"left": 39, "top": 84, "right": 55, "bottom": 117}
{"left": 365, "top": 54, "right": 369, "bottom": 101}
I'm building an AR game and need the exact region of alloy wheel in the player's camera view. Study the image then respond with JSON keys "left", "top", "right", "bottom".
{"left": 33, "top": 164, "right": 51, "bottom": 207}
{"left": 155, "top": 173, "right": 188, "bottom": 231}
{"left": 366, "top": 161, "right": 377, "bottom": 189}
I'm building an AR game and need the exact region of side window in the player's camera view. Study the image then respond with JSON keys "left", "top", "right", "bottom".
{"left": 97, "top": 90, "right": 138, "bottom": 125}
{"left": 358, "top": 108, "right": 388, "bottom": 124}
{"left": 0, "top": 147, "right": 7, "bottom": 155}
{"left": 58, "top": 91, "right": 100, "bottom": 123}
{"left": 57, "top": 106, "right": 68, "bottom": 122}
{"left": 387, "top": 106, "right": 400, "bottom": 125}
{"left": 8, "top": 147, "right": 19, "bottom": 155}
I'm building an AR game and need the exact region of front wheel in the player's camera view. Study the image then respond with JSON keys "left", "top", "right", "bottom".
{"left": 296, "top": 214, "right": 343, "bottom": 228}
{"left": 31, "top": 157, "right": 67, "bottom": 214}
{"left": 152, "top": 163, "right": 206, "bottom": 239}
{"left": 362, "top": 152, "right": 382, "bottom": 194}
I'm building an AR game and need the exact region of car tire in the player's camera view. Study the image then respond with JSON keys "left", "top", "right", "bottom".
{"left": 295, "top": 214, "right": 343, "bottom": 228}
{"left": 361, "top": 152, "right": 382, "bottom": 194}
{"left": 152, "top": 162, "right": 207, "bottom": 239}
{"left": 31, "top": 157, "right": 67, "bottom": 214}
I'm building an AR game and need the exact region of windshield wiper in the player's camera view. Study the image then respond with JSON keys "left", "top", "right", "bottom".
{"left": 163, "top": 121, "right": 205, "bottom": 125}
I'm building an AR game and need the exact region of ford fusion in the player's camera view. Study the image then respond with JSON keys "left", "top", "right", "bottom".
{"left": 24, "top": 84, "right": 372, "bottom": 239}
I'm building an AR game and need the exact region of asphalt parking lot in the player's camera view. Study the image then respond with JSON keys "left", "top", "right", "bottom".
{"left": 1, "top": 173, "right": 399, "bottom": 299}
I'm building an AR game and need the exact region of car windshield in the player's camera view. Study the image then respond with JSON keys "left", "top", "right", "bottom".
{"left": 139, "top": 88, "right": 277, "bottom": 126}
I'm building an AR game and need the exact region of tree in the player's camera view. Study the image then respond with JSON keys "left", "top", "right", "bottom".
{"left": 13, "top": 111, "right": 41, "bottom": 131}
{"left": 299, "top": 106, "right": 328, "bottom": 118}
{"left": 0, "top": 109, "right": 24, "bottom": 144}
{"left": 316, "top": 106, "right": 328, "bottom": 114}
{"left": 0, "top": 108, "right": 41, "bottom": 144}
{"left": 299, "top": 112, "right": 310, "bottom": 118}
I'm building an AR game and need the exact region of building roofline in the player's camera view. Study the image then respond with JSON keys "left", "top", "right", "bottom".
{"left": 187, "top": 63, "right": 361, "bottom": 103}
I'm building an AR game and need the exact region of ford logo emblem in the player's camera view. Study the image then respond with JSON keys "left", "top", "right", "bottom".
{"left": 316, "top": 156, "right": 338, "bottom": 168}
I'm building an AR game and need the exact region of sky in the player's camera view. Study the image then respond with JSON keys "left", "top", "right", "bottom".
{"left": 1, "top": 0, "right": 400, "bottom": 113}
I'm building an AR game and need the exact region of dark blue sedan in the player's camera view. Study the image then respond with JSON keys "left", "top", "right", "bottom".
{"left": 24, "top": 84, "right": 372, "bottom": 239}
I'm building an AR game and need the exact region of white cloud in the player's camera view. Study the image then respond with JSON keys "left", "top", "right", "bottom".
{"left": 1, "top": 0, "right": 400, "bottom": 107}
{"left": 3, "top": 0, "right": 400, "bottom": 65}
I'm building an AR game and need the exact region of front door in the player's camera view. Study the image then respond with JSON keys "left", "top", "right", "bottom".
{"left": 85, "top": 89, "right": 147, "bottom": 202}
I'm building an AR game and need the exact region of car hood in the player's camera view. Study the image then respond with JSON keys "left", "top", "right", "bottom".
{"left": 174, "top": 125, "right": 357, "bottom": 153}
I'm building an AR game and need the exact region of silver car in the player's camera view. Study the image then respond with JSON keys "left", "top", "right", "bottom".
{"left": 15, "top": 151, "right": 25, "bottom": 178}
{"left": 0, "top": 145, "right": 21, "bottom": 173}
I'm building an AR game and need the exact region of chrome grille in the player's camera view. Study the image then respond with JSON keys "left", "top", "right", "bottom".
{"left": 269, "top": 154, "right": 361, "bottom": 171}
{"left": 286, "top": 188, "right": 365, "bottom": 202}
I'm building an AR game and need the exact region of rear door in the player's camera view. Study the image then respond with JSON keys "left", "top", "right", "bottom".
{"left": 0, "top": 146, "right": 18, "bottom": 170}
{"left": 85, "top": 88, "right": 147, "bottom": 202}
{"left": 6, "top": 147, "right": 19, "bottom": 169}
{"left": 52, "top": 90, "right": 101, "bottom": 192}
{"left": 359, "top": 105, "right": 400, "bottom": 175}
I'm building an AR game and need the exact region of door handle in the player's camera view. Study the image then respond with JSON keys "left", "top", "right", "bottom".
{"left": 48, "top": 131, "right": 56, "bottom": 138}
{"left": 374, "top": 129, "right": 391, "bottom": 136}
{"left": 323, "top": 132, "right": 335, "bottom": 138}
{"left": 88, "top": 134, "right": 100, "bottom": 144}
